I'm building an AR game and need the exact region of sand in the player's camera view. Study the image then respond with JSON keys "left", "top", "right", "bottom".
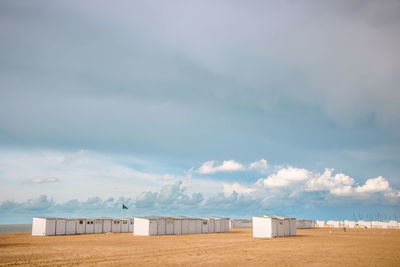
{"left": 1, "top": 228, "right": 400, "bottom": 266}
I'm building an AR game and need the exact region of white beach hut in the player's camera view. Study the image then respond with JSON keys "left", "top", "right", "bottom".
{"left": 358, "top": 220, "right": 372, "bottom": 228}
{"left": 188, "top": 218, "right": 196, "bottom": 234}
{"left": 224, "top": 218, "right": 230, "bottom": 232}
{"left": 65, "top": 218, "right": 77, "bottom": 235}
{"left": 389, "top": 220, "right": 399, "bottom": 229}
{"left": 94, "top": 219, "right": 103, "bottom": 233}
{"left": 296, "top": 219, "right": 315, "bottom": 229}
{"left": 181, "top": 218, "right": 189, "bottom": 234}
{"left": 231, "top": 219, "right": 253, "bottom": 228}
{"left": 32, "top": 217, "right": 56, "bottom": 236}
{"left": 76, "top": 218, "right": 86, "bottom": 234}
{"left": 214, "top": 218, "right": 221, "bottom": 233}
{"left": 201, "top": 219, "right": 208, "bottom": 233}
{"left": 326, "top": 220, "right": 340, "bottom": 228}
{"left": 102, "top": 218, "right": 112, "bottom": 233}
{"left": 133, "top": 217, "right": 158, "bottom": 236}
{"left": 112, "top": 219, "right": 121, "bottom": 233}
{"left": 165, "top": 218, "right": 174, "bottom": 235}
{"left": 55, "top": 218, "right": 66, "bottom": 235}
{"left": 195, "top": 219, "right": 202, "bottom": 234}
{"left": 85, "top": 218, "right": 95, "bottom": 233}
{"left": 207, "top": 218, "right": 215, "bottom": 233}
{"left": 173, "top": 218, "right": 182, "bottom": 235}
{"left": 316, "top": 220, "right": 325, "bottom": 227}
{"left": 253, "top": 216, "right": 279, "bottom": 238}
{"left": 157, "top": 217, "right": 166, "bottom": 235}
{"left": 121, "top": 219, "right": 130, "bottom": 232}
{"left": 129, "top": 219, "right": 134, "bottom": 232}
{"left": 289, "top": 218, "right": 297, "bottom": 236}
{"left": 343, "top": 220, "right": 356, "bottom": 228}
{"left": 272, "top": 216, "right": 289, "bottom": 236}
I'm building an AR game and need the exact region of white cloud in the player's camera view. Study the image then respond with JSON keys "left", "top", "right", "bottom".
{"left": 355, "top": 176, "right": 390, "bottom": 194}
{"left": 305, "top": 168, "right": 355, "bottom": 196}
{"left": 223, "top": 182, "right": 256, "bottom": 197}
{"left": 258, "top": 166, "right": 310, "bottom": 188}
{"left": 255, "top": 166, "right": 400, "bottom": 199}
{"left": 197, "top": 160, "right": 245, "bottom": 174}
{"left": 249, "top": 158, "right": 269, "bottom": 172}
{"left": 23, "top": 177, "right": 59, "bottom": 184}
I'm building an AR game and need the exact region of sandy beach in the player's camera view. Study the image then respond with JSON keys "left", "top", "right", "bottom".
{"left": 1, "top": 228, "right": 399, "bottom": 266}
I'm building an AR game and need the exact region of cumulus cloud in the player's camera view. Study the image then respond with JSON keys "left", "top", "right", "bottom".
{"left": 223, "top": 183, "right": 256, "bottom": 197}
{"left": 255, "top": 166, "right": 400, "bottom": 199}
{"left": 249, "top": 158, "right": 269, "bottom": 172}
{"left": 355, "top": 176, "right": 390, "bottom": 193}
{"left": 258, "top": 166, "right": 310, "bottom": 188}
{"left": 23, "top": 177, "right": 59, "bottom": 184}
{"left": 305, "top": 168, "right": 355, "bottom": 196}
{"left": 197, "top": 160, "right": 245, "bottom": 174}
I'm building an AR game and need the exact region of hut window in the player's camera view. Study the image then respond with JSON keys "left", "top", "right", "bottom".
{"left": 79, "top": 221, "right": 83, "bottom": 224}
{"left": 87, "top": 221, "right": 90, "bottom": 224}
{"left": 91, "top": 221, "right": 93, "bottom": 224}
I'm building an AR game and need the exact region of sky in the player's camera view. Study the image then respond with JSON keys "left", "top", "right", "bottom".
{"left": 1, "top": 0, "right": 400, "bottom": 223}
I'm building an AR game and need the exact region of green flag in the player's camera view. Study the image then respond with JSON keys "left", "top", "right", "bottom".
{"left": 122, "top": 204, "right": 128, "bottom": 209}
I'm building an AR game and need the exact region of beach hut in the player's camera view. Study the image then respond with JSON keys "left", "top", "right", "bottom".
{"left": 188, "top": 218, "right": 196, "bottom": 234}
{"left": 157, "top": 217, "right": 166, "bottom": 235}
{"left": 276, "top": 218, "right": 285, "bottom": 237}
{"left": 65, "top": 218, "right": 77, "bottom": 235}
{"left": 316, "top": 220, "right": 325, "bottom": 227}
{"left": 269, "top": 215, "right": 296, "bottom": 236}
{"left": 343, "top": 220, "right": 356, "bottom": 228}
{"left": 207, "top": 218, "right": 215, "bottom": 233}
{"left": 112, "top": 219, "right": 121, "bottom": 233}
{"left": 195, "top": 219, "right": 202, "bottom": 234}
{"left": 214, "top": 218, "right": 221, "bottom": 233}
{"left": 201, "top": 219, "right": 208, "bottom": 233}
{"left": 94, "top": 219, "right": 103, "bottom": 233}
{"left": 326, "top": 220, "right": 340, "bottom": 228}
{"left": 129, "top": 219, "right": 134, "bottom": 232}
{"left": 133, "top": 217, "right": 158, "bottom": 236}
{"left": 76, "top": 218, "right": 86, "bottom": 234}
{"left": 371, "top": 221, "right": 382, "bottom": 228}
{"left": 224, "top": 218, "right": 230, "bottom": 232}
{"left": 253, "top": 216, "right": 279, "bottom": 238}
{"left": 272, "top": 216, "right": 289, "bottom": 236}
{"left": 389, "top": 220, "right": 399, "bottom": 229}
{"left": 85, "top": 219, "right": 95, "bottom": 233}
{"left": 121, "top": 219, "right": 129, "bottom": 232}
{"left": 358, "top": 220, "right": 372, "bottom": 228}
{"left": 102, "top": 218, "right": 112, "bottom": 233}
{"left": 231, "top": 219, "right": 252, "bottom": 228}
{"left": 181, "top": 218, "right": 189, "bottom": 234}
{"left": 166, "top": 218, "right": 174, "bottom": 235}
{"left": 32, "top": 217, "right": 56, "bottom": 236}
{"left": 55, "top": 218, "right": 66, "bottom": 235}
{"left": 296, "top": 219, "right": 315, "bottom": 229}
{"left": 173, "top": 218, "right": 182, "bottom": 235}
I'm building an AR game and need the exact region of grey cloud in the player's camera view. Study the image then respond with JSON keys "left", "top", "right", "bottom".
{"left": 1, "top": 180, "right": 400, "bottom": 223}
{"left": 0, "top": 0, "right": 399, "bottom": 191}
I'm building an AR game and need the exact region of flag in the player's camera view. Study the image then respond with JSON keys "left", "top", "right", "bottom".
{"left": 122, "top": 204, "right": 128, "bottom": 210}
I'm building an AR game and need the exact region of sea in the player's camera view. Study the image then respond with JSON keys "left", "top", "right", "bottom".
{"left": 0, "top": 224, "right": 32, "bottom": 233}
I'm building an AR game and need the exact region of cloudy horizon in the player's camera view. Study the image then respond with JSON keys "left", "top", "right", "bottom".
{"left": 1, "top": 0, "right": 400, "bottom": 223}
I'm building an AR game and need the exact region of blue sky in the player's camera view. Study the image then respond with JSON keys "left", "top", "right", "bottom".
{"left": 1, "top": 0, "right": 400, "bottom": 223}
